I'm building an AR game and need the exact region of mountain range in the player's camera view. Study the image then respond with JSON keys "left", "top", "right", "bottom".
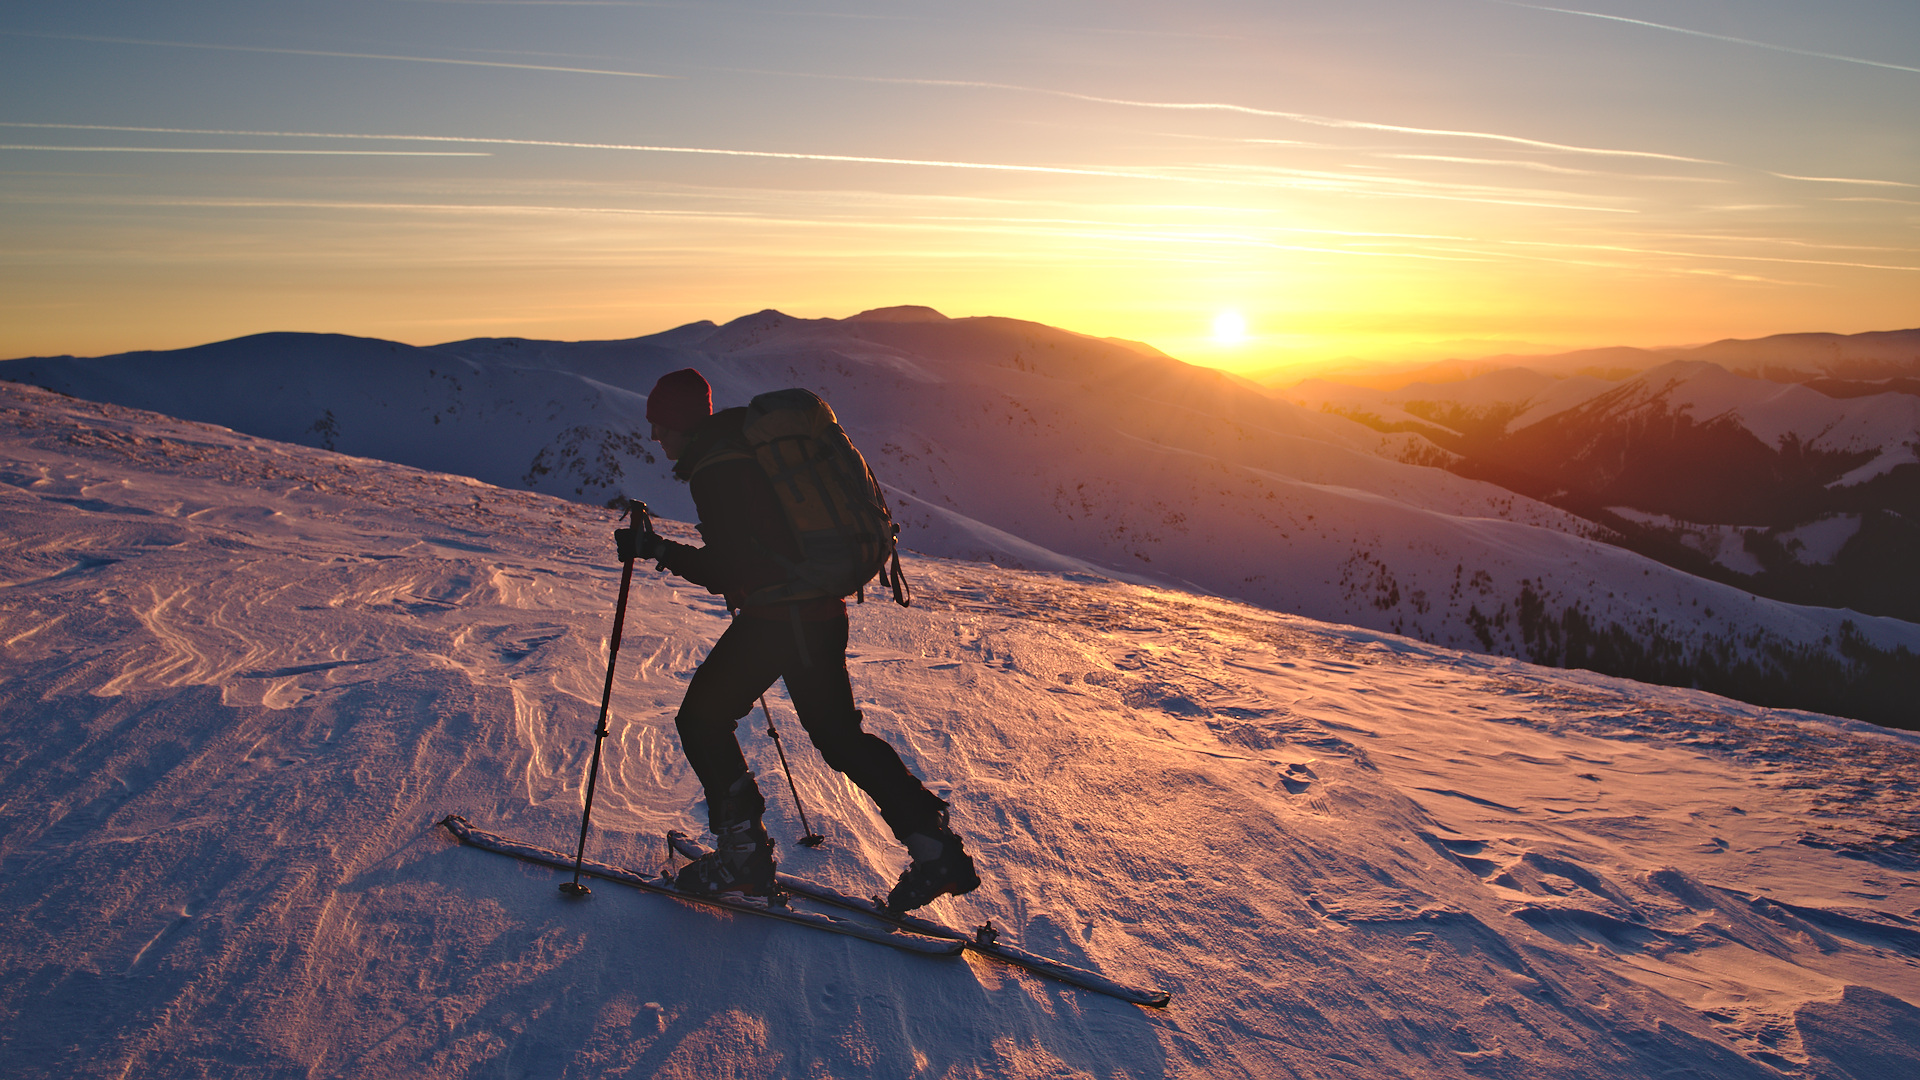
{"left": 1290, "top": 347, "right": 1920, "bottom": 631}
{"left": 1312, "top": 329, "right": 1920, "bottom": 389}
{"left": 5, "top": 312, "right": 1917, "bottom": 725}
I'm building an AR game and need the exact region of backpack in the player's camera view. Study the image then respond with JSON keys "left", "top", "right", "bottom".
{"left": 706, "top": 388, "right": 911, "bottom": 608}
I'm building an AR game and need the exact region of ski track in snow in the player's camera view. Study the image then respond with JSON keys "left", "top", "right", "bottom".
{"left": 1, "top": 382, "right": 1917, "bottom": 1079}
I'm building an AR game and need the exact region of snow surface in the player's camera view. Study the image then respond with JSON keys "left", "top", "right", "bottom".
{"left": 4, "top": 385, "right": 1919, "bottom": 1078}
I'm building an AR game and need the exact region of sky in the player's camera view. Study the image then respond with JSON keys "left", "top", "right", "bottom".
{"left": 2, "top": 0, "right": 1916, "bottom": 377}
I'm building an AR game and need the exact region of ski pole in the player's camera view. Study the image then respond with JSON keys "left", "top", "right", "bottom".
{"left": 562, "top": 500, "right": 649, "bottom": 897}
{"left": 762, "top": 694, "right": 825, "bottom": 848}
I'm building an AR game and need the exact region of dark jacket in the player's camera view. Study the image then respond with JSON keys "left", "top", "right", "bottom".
{"left": 656, "top": 408, "right": 843, "bottom": 619}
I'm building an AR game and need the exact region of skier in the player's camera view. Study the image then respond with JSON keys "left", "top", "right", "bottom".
{"left": 625, "top": 368, "right": 979, "bottom": 912}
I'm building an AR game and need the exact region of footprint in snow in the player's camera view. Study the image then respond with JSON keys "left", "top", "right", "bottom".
{"left": 1280, "top": 762, "right": 1316, "bottom": 794}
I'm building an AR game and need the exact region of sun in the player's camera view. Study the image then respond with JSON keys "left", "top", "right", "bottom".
{"left": 1212, "top": 310, "right": 1248, "bottom": 345}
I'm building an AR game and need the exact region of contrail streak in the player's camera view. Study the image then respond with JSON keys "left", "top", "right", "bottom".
{"left": 0, "top": 123, "right": 1177, "bottom": 180}
{"left": 1770, "top": 172, "right": 1918, "bottom": 189}
{"left": 4, "top": 31, "right": 675, "bottom": 78}
{"left": 1501, "top": 238, "right": 1920, "bottom": 273}
{"left": 0, "top": 191, "right": 1498, "bottom": 261}
{"left": 1383, "top": 153, "right": 1731, "bottom": 183}
{"left": 24, "top": 190, "right": 1877, "bottom": 275}
{"left": 735, "top": 70, "right": 1722, "bottom": 164}
{"left": 3, "top": 123, "right": 1631, "bottom": 209}
{"left": 1491, "top": 2, "right": 1920, "bottom": 75}
{"left": 0, "top": 124, "right": 1645, "bottom": 209}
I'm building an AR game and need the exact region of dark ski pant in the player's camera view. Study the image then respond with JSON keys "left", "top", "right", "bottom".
{"left": 675, "top": 612, "right": 946, "bottom": 842}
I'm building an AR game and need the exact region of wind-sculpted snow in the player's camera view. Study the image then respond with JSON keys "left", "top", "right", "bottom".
{"left": 2, "top": 382, "right": 1918, "bottom": 1077}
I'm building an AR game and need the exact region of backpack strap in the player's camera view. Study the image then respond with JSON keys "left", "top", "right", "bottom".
{"left": 673, "top": 409, "right": 757, "bottom": 482}
{"left": 885, "top": 525, "right": 911, "bottom": 607}
{"left": 852, "top": 527, "right": 912, "bottom": 608}
{"left": 683, "top": 442, "right": 755, "bottom": 479}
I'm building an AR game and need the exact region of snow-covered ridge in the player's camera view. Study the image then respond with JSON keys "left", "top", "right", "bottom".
{"left": 1306, "top": 326, "right": 1920, "bottom": 388}
{"left": 4, "top": 314, "right": 1918, "bottom": 726}
{"left": 1551, "top": 360, "right": 1920, "bottom": 487}
{"left": 3, "top": 381, "right": 1918, "bottom": 1077}
{"left": 1291, "top": 358, "right": 1920, "bottom": 483}
{"left": 1289, "top": 354, "right": 1920, "bottom": 644}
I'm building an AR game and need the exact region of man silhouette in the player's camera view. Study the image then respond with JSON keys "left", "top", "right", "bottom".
{"left": 629, "top": 368, "right": 979, "bottom": 912}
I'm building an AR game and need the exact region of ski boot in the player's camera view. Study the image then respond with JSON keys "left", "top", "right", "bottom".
{"left": 674, "top": 818, "right": 775, "bottom": 897}
{"left": 884, "top": 811, "right": 980, "bottom": 913}
{"left": 674, "top": 775, "right": 776, "bottom": 897}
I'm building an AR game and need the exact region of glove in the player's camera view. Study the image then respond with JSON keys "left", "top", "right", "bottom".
{"left": 614, "top": 527, "right": 667, "bottom": 563}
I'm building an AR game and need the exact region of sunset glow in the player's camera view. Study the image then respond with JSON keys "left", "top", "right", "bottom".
{"left": 2, "top": 2, "right": 1916, "bottom": 377}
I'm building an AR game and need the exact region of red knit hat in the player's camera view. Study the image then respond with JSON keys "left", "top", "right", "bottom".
{"left": 646, "top": 368, "right": 712, "bottom": 432}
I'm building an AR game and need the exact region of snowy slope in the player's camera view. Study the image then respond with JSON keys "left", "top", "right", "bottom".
{"left": 7, "top": 312, "right": 1916, "bottom": 727}
{"left": 4, "top": 383, "right": 1920, "bottom": 1078}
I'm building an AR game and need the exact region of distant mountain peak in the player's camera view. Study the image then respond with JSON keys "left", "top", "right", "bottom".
{"left": 845, "top": 305, "right": 949, "bottom": 323}
{"left": 721, "top": 308, "right": 804, "bottom": 329}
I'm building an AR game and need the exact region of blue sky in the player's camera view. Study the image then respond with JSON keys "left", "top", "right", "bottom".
{"left": 4, "top": 0, "right": 1916, "bottom": 372}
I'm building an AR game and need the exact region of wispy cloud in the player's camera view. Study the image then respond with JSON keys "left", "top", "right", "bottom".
{"left": 4, "top": 31, "right": 674, "bottom": 78}
{"left": 1491, "top": 2, "right": 1920, "bottom": 76}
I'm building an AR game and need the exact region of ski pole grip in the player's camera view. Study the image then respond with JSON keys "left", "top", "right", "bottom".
{"left": 613, "top": 501, "right": 657, "bottom": 564}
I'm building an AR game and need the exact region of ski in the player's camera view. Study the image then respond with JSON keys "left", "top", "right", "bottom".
{"left": 438, "top": 816, "right": 963, "bottom": 957}
{"left": 667, "top": 831, "right": 1171, "bottom": 1008}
